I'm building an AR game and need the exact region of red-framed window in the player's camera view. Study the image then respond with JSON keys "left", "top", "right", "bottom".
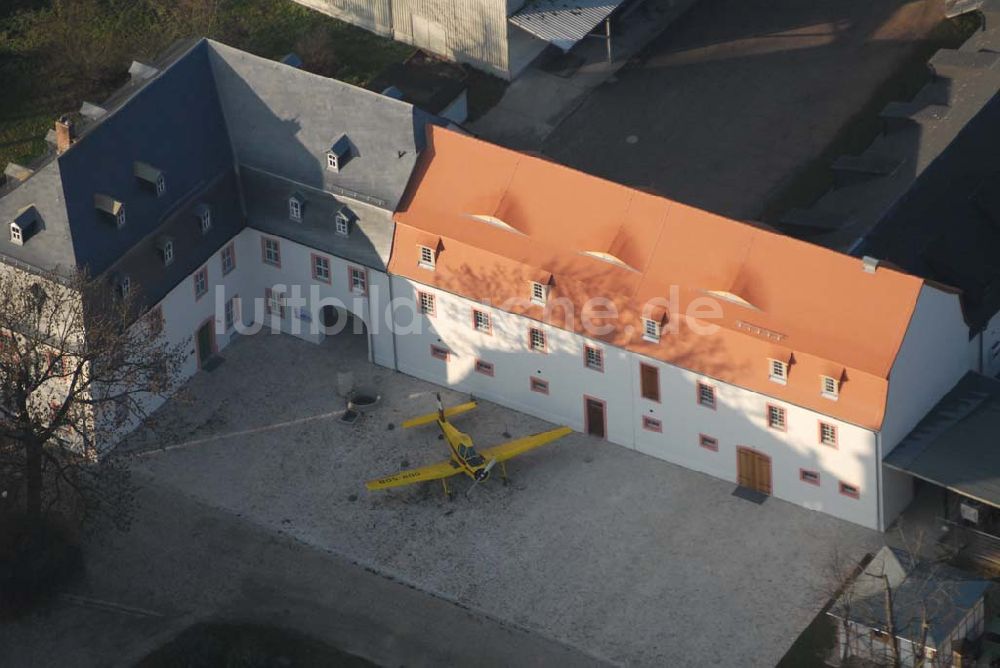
{"left": 261, "top": 236, "right": 281, "bottom": 267}
{"left": 472, "top": 309, "right": 492, "bottom": 334}
{"left": 640, "top": 363, "right": 660, "bottom": 401}
{"left": 800, "top": 469, "right": 821, "bottom": 486}
{"left": 430, "top": 344, "right": 450, "bottom": 361}
{"left": 767, "top": 404, "right": 787, "bottom": 431}
{"left": 697, "top": 382, "right": 716, "bottom": 409}
{"left": 819, "top": 422, "right": 838, "bottom": 448}
{"left": 349, "top": 266, "right": 367, "bottom": 294}
{"left": 839, "top": 481, "right": 860, "bottom": 499}
{"left": 474, "top": 359, "right": 494, "bottom": 377}
{"left": 418, "top": 292, "right": 436, "bottom": 316}
{"left": 530, "top": 376, "right": 549, "bottom": 394}
{"left": 193, "top": 266, "right": 208, "bottom": 300}
{"left": 220, "top": 242, "right": 236, "bottom": 275}
{"left": 699, "top": 434, "right": 718, "bottom": 451}
{"left": 264, "top": 287, "right": 286, "bottom": 318}
{"left": 584, "top": 345, "right": 604, "bottom": 372}
{"left": 529, "top": 327, "right": 546, "bottom": 353}
{"left": 311, "top": 253, "right": 331, "bottom": 284}
{"left": 642, "top": 416, "right": 662, "bottom": 433}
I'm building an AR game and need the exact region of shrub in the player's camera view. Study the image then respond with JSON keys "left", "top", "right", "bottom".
{"left": 0, "top": 513, "right": 83, "bottom": 619}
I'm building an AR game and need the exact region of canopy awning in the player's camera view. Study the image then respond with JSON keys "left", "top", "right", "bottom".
{"left": 509, "top": 1, "right": 626, "bottom": 52}
{"left": 885, "top": 371, "right": 1000, "bottom": 508}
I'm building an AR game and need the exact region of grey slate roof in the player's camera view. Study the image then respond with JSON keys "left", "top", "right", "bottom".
{"left": 240, "top": 166, "right": 393, "bottom": 271}
{"left": 885, "top": 371, "right": 1000, "bottom": 507}
{"left": 830, "top": 546, "right": 991, "bottom": 647}
{"left": 0, "top": 37, "right": 437, "bottom": 307}
{"left": 206, "top": 40, "right": 436, "bottom": 211}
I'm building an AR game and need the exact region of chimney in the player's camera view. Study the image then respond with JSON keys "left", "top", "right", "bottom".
{"left": 55, "top": 115, "right": 75, "bottom": 154}
{"left": 862, "top": 256, "right": 879, "bottom": 274}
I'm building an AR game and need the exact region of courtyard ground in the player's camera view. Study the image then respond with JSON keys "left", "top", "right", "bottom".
{"left": 540, "top": 0, "right": 954, "bottom": 220}
{"left": 105, "top": 331, "right": 881, "bottom": 666}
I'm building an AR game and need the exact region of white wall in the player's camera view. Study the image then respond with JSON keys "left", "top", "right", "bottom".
{"left": 392, "top": 276, "right": 883, "bottom": 529}
{"left": 881, "top": 284, "right": 969, "bottom": 454}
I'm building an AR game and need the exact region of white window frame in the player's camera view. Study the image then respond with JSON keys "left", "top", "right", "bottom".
{"left": 194, "top": 267, "right": 208, "bottom": 299}
{"left": 162, "top": 240, "right": 174, "bottom": 266}
{"left": 418, "top": 245, "right": 435, "bottom": 269}
{"left": 10, "top": 223, "right": 22, "bottom": 244}
{"left": 473, "top": 309, "right": 491, "bottom": 334}
{"left": 155, "top": 173, "right": 166, "bottom": 197}
{"left": 199, "top": 207, "right": 212, "bottom": 234}
{"left": 529, "top": 327, "right": 546, "bottom": 352}
{"left": 224, "top": 297, "right": 235, "bottom": 330}
{"left": 767, "top": 405, "right": 787, "bottom": 431}
{"left": 531, "top": 281, "right": 547, "bottom": 305}
{"left": 419, "top": 292, "right": 435, "bottom": 316}
{"left": 585, "top": 345, "right": 603, "bottom": 371}
{"left": 115, "top": 208, "right": 126, "bottom": 228}
{"left": 221, "top": 243, "right": 235, "bottom": 275}
{"left": 263, "top": 238, "right": 280, "bottom": 266}
{"left": 822, "top": 375, "right": 839, "bottom": 400}
{"left": 327, "top": 152, "right": 339, "bottom": 171}
{"left": 267, "top": 289, "right": 285, "bottom": 317}
{"left": 820, "top": 422, "right": 837, "bottom": 447}
{"left": 350, "top": 267, "right": 367, "bottom": 294}
{"left": 769, "top": 359, "right": 788, "bottom": 384}
{"left": 289, "top": 197, "right": 302, "bottom": 221}
{"left": 313, "top": 255, "right": 330, "bottom": 282}
{"left": 643, "top": 319, "right": 660, "bottom": 343}
{"left": 335, "top": 211, "right": 350, "bottom": 236}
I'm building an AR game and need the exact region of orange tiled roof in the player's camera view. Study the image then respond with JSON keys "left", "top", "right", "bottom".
{"left": 391, "top": 126, "right": 927, "bottom": 430}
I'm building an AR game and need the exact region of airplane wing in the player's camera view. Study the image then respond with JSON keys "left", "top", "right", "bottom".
{"left": 365, "top": 459, "right": 461, "bottom": 490}
{"left": 401, "top": 400, "right": 478, "bottom": 429}
{"left": 479, "top": 426, "right": 573, "bottom": 463}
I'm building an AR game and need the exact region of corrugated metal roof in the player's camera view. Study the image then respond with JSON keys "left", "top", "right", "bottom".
{"left": 509, "top": 1, "right": 625, "bottom": 51}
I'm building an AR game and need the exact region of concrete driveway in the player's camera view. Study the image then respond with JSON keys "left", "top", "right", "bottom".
{"left": 541, "top": 0, "right": 943, "bottom": 219}
{"left": 117, "top": 332, "right": 879, "bottom": 666}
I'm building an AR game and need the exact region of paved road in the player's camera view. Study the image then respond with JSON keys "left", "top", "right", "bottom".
{"left": 542, "top": 0, "right": 942, "bottom": 219}
{"left": 0, "top": 473, "right": 608, "bottom": 668}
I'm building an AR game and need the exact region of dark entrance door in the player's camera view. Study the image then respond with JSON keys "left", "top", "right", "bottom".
{"left": 321, "top": 305, "right": 338, "bottom": 331}
{"left": 737, "top": 447, "right": 772, "bottom": 495}
{"left": 585, "top": 397, "right": 606, "bottom": 439}
{"left": 196, "top": 320, "right": 214, "bottom": 368}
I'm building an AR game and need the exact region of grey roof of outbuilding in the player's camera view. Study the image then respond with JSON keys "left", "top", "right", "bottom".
{"left": 830, "top": 546, "right": 991, "bottom": 647}
{"left": 0, "top": 37, "right": 436, "bottom": 306}
{"left": 240, "top": 166, "right": 393, "bottom": 271}
{"left": 885, "top": 371, "right": 1000, "bottom": 508}
{"left": 206, "top": 40, "right": 437, "bottom": 211}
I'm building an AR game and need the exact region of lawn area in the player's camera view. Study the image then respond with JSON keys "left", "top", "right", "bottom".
{"left": 0, "top": 0, "right": 414, "bottom": 170}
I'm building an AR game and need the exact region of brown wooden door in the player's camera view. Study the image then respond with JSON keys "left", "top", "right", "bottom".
{"left": 585, "top": 397, "right": 606, "bottom": 439}
{"left": 736, "top": 447, "right": 772, "bottom": 495}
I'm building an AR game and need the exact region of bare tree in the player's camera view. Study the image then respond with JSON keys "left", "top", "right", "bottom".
{"left": 0, "top": 267, "right": 188, "bottom": 529}
{"left": 826, "top": 525, "right": 971, "bottom": 668}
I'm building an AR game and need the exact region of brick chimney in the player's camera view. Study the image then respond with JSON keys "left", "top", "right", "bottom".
{"left": 55, "top": 115, "right": 75, "bottom": 154}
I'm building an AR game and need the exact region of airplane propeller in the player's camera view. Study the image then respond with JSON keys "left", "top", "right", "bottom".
{"left": 466, "top": 458, "right": 497, "bottom": 497}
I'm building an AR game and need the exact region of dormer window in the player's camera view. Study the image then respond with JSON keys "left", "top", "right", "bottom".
{"left": 134, "top": 162, "right": 165, "bottom": 197}
{"left": 157, "top": 237, "right": 174, "bottom": 266}
{"left": 643, "top": 318, "right": 660, "bottom": 343}
{"left": 289, "top": 195, "right": 303, "bottom": 221}
{"left": 195, "top": 203, "right": 212, "bottom": 234}
{"left": 95, "top": 194, "right": 126, "bottom": 228}
{"left": 769, "top": 359, "right": 788, "bottom": 384}
{"left": 326, "top": 135, "right": 351, "bottom": 173}
{"left": 531, "top": 281, "right": 548, "bottom": 305}
{"left": 822, "top": 375, "right": 840, "bottom": 400}
{"left": 418, "top": 245, "right": 435, "bottom": 270}
{"left": 9, "top": 206, "right": 41, "bottom": 246}
{"left": 335, "top": 210, "right": 350, "bottom": 236}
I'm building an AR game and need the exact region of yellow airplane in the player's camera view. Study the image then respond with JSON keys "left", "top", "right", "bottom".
{"left": 366, "top": 393, "right": 573, "bottom": 499}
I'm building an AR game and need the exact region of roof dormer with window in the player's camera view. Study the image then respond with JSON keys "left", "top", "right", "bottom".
{"left": 194, "top": 203, "right": 212, "bottom": 234}
{"left": 9, "top": 206, "right": 40, "bottom": 246}
{"left": 156, "top": 236, "right": 174, "bottom": 266}
{"left": 94, "top": 194, "right": 126, "bottom": 228}
{"left": 418, "top": 244, "right": 437, "bottom": 270}
{"left": 289, "top": 193, "right": 304, "bottom": 222}
{"left": 335, "top": 208, "right": 352, "bottom": 236}
{"left": 326, "top": 135, "right": 352, "bottom": 173}
{"left": 134, "top": 162, "right": 165, "bottom": 197}
{"left": 769, "top": 358, "right": 789, "bottom": 384}
{"left": 821, "top": 374, "right": 840, "bottom": 400}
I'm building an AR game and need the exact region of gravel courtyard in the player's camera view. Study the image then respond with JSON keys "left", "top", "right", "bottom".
{"left": 128, "top": 332, "right": 880, "bottom": 666}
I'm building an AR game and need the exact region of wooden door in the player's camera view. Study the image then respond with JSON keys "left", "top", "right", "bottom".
{"left": 196, "top": 320, "right": 214, "bottom": 369}
{"left": 585, "top": 397, "right": 606, "bottom": 439}
{"left": 736, "top": 447, "right": 772, "bottom": 495}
